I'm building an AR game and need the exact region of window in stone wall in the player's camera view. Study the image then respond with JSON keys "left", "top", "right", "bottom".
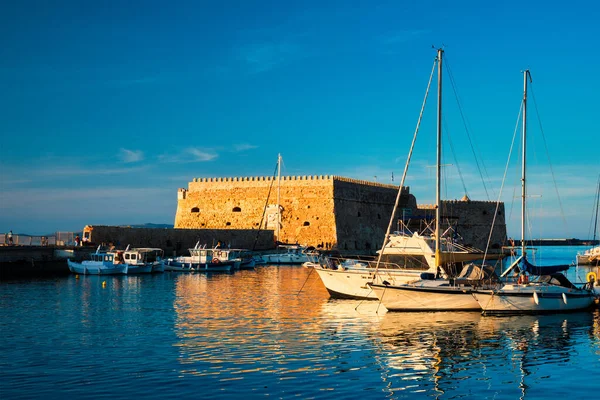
{"left": 191, "top": 207, "right": 200, "bottom": 213}
{"left": 303, "top": 221, "right": 310, "bottom": 226}
{"left": 232, "top": 207, "right": 241, "bottom": 212}
{"left": 226, "top": 222, "right": 231, "bottom": 226}
{"left": 201, "top": 223, "right": 206, "bottom": 227}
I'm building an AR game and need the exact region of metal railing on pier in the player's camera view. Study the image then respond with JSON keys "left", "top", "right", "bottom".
{"left": 1, "top": 232, "right": 78, "bottom": 247}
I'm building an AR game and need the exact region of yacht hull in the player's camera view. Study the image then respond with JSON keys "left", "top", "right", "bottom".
{"left": 314, "top": 266, "right": 423, "bottom": 300}
{"left": 473, "top": 284, "right": 596, "bottom": 314}
{"left": 369, "top": 282, "right": 481, "bottom": 311}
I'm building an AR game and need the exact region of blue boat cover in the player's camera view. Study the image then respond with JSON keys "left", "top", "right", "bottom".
{"left": 521, "top": 257, "right": 569, "bottom": 275}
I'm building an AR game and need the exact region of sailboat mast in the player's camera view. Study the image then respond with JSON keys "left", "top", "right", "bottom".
{"left": 276, "top": 153, "right": 281, "bottom": 242}
{"left": 521, "top": 70, "right": 530, "bottom": 258}
{"left": 594, "top": 176, "right": 600, "bottom": 242}
{"left": 435, "top": 48, "right": 443, "bottom": 266}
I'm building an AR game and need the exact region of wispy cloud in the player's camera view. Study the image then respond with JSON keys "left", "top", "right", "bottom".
{"left": 236, "top": 41, "right": 302, "bottom": 74}
{"left": 233, "top": 143, "right": 258, "bottom": 152}
{"left": 189, "top": 148, "right": 218, "bottom": 161}
{"left": 159, "top": 148, "right": 218, "bottom": 163}
{"left": 119, "top": 148, "right": 144, "bottom": 163}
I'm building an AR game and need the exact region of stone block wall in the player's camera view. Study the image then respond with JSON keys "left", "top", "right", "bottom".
{"left": 175, "top": 175, "right": 338, "bottom": 247}
{"left": 410, "top": 200, "right": 507, "bottom": 251}
{"left": 173, "top": 175, "right": 507, "bottom": 255}
{"left": 332, "top": 178, "right": 415, "bottom": 253}
{"left": 83, "top": 226, "right": 275, "bottom": 255}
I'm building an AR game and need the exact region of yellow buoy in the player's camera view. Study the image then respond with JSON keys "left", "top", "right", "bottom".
{"left": 102, "top": 281, "right": 106, "bottom": 288}
{"left": 75, "top": 275, "right": 79, "bottom": 279}
{"left": 586, "top": 271, "right": 597, "bottom": 283}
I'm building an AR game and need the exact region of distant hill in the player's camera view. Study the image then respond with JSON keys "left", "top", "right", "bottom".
{"left": 119, "top": 223, "right": 174, "bottom": 229}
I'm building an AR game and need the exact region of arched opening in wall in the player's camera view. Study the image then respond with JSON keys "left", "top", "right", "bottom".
{"left": 357, "top": 211, "right": 361, "bottom": 217}
{"left": 191, "top": 207, "right": 200, "bottom": 213}
{"left": 201, "top": 223, "right": 206, "bottom": 227}
{"left": 226, "top": 222, "right": 231, "bottom": 226}
{"left": 303, "top": 221, "right": 310, "bottom": 226}
{"left": 306, "top": 205, "right": 311, "bottom": 209}
{"left": 232, "top": 207, "right": 241, "bottom": 212}
{"left": 254, "top": 222, "right": 259, "bottom": 226}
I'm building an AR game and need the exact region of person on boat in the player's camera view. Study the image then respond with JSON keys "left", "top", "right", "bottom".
{"left": 114, "top": 251, "right": 124, "bottom": 264}
{"left": 7, "top": 230, "right": 13, "bottom": 245}
{"left": 75, "top": 235, "right": 81, "bottom": 247}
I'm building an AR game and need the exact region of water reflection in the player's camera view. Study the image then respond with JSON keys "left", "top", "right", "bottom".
{"left": 370, "top": 310, "right": 599, "bottom": 399}
{"left": 172, "top": 267, "right": 331, "bottom": 380}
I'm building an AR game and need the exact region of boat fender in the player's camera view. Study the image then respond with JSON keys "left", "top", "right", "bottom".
{"left": 562, "top": 293, "right": 568, "bottom": 305}
{"left": 586, "top": 271, "right": 597, "bottom": 283}
{"left": 212, "top": 258, "right": 220, "bottom": 264}
{"left": 533, "top": 291, "right": 539, "bottom": 305}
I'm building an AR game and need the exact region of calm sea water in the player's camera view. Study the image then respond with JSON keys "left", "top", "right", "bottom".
{"left": 1, "top": 246, "right": 599, "bottom": 399}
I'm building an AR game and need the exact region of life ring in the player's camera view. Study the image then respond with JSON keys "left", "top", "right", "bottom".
{"left": 212, "top": 258, "right": 220, "bottom": 264}
{"left": 587, "top": 271, "right": 597, "bottom": 283}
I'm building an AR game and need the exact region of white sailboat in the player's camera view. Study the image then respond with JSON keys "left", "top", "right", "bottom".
{"left": 255, "top": 154, "right": 313, "bottom": 265}
{"left": 315, "top": 49, "right": 502, "bottom": 302}
{"left": 472, "top": 70, "right": 596, "bottom": 314}
{"left": 368, "top": 49, "right": 500, "bottom": 311}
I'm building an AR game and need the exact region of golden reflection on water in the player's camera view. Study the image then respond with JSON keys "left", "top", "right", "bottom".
{"left": 172, "top": 267, "right": 330, "bottom": 376}
{"left": 168, "top": 266, "right": 600, "bottom": 397}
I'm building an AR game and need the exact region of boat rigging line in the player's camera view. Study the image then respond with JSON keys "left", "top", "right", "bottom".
{"left": 479, "top": 99, "right": 523, "bottom": 277}
{"left": 251, "top": 159, "right": 280, "bottom": 251}
{"left": 444, "top": 55, "right": 493, "bottom": 200}
{"left": 373, "top": 53, "right": 437, "bottom": 273}
{"left": 529, "top": 82, "right": 569, "bottom": 238}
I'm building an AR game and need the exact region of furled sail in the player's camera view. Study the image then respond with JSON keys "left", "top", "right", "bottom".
{"left": 521, "top": 257, "right": 569, "bottom": 275}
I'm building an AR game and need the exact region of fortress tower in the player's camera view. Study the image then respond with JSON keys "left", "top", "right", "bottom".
{"left": 174, "top": 175, "right": 506, "bottom": 253}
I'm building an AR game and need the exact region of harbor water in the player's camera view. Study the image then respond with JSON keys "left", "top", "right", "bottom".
{"left": 1, "top": 246, "right": 599, "bottom": 399}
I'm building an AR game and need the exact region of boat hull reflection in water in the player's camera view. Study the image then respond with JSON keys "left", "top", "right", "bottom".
{"left": 1, "top": 263, "right": 599, "bottom": 399}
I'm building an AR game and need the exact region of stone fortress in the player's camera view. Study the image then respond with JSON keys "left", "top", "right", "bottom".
{"left": 175, "top": 175, "right": 507, "bottom": 254}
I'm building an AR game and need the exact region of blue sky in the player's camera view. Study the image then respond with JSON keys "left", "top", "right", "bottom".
{"left": 1, "top": 0, "right": 598, "bottom": 239}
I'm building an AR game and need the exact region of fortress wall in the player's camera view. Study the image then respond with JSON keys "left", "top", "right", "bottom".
{"left": 332, "top": 180, "right": 415, "bottom": 252}
{"left": 175, "top": 175, "right": 338, "bottom": 247}
{"left": 411, "top": 200, "right": 507, "bottom": 251}
{"left": 84, "top": 226, "right": 275, "bottom": 254}
{"left": 173, "top": 175, "right": 507, "bottom": 254}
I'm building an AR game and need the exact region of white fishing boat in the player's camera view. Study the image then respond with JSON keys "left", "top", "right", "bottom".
{"left": 212, "top": 247, "right": 256, "bottom": 269}
{"left": 316, "top": 49, "right": 504, "bottom": 302}
{"left": 67, "top": 245, "right": 128, "bottom": 275}
{"left": 118, "top": 246, "right": 164, "bottom": 274}
{"left": 163, "top": 243, "right": 235, "bottom": 272}
{"left": 472, "top": 70, "right": 596, "bottom": 314}
{"left": 259, "top": 243, "right": 313, "bottom": 265}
